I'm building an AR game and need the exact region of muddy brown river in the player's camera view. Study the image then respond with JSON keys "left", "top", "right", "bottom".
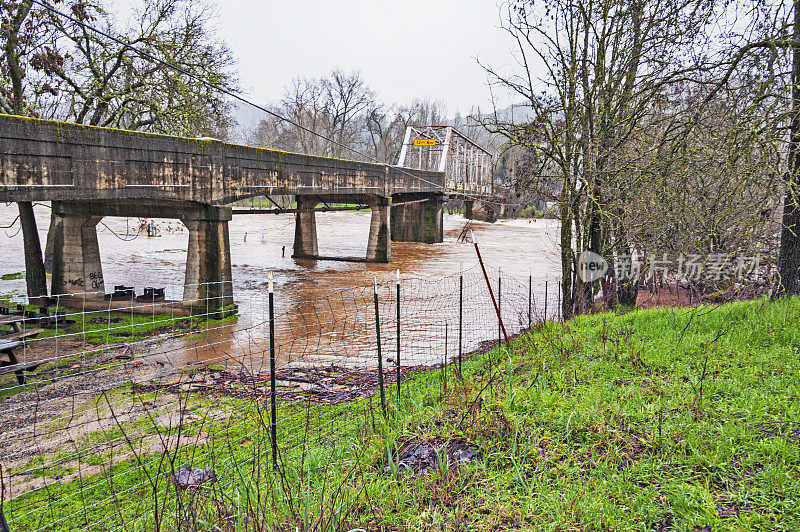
{"left": 0, "top": 203, "right": 560, "bottom": 369}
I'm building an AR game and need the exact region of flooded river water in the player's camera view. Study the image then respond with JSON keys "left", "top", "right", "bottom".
{"left": 0, "top": 203, "right": 560, "bottom": 369}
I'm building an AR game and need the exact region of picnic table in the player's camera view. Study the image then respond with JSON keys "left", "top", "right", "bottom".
{"left": 0, "top": 314, "right": 44, "bottom": 340}
{"left": 0, "top": 339, "right": 44, "bottom": 385}
{"left": 0, "top": 316, "right": 46, "bottom": 385}
{"left": 0, "top": 314, "right": 24, "bottom": 333}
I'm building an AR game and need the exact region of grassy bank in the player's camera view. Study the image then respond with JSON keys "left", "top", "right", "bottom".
{"left": 6, "top": 297, "right": 800, "bottom": 530}
{"left": 1, "top": 294, "right": 237, "bottom": 345}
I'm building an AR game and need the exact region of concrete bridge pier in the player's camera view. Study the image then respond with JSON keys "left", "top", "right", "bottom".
{"left": 464, "top": 199, "right": 497, "bottom": 223}
{"left": 292, "top": 195, "right": 319, "bottom": 259}
{"left": 50, "top": 200, "right": 233, "bottom": 311}
{"left": 182, "top": 205, "right": 234, "bottom": 310}
{"left": 366, "top": 196, "right": 391, "bottom": 262}
{"left": 291, "top": 194, "right": 391, "bottom": 262}
{"left": 50, "top": 202, "right": 105, "bottom": 296}
{"left": 390, "top": 193, "right": 444, "bottom": 244}
{"left": 464, "top": 200, "right": 473, "bottom": 219}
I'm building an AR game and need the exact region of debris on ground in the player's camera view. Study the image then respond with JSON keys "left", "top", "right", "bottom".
{"left": 129, "top": 330, "right": 538, "bottom": 404}
{"left": 385, "top": 438, "right": 482, "bottom": 476}
{"left": 132, "top": 362, "right": 452, "bottom": 404}
{"left": 89, "top": 316, "right": 124, "bottom": 325}
{"left": 171, "top": 465, "right": 217, "bottom": 489}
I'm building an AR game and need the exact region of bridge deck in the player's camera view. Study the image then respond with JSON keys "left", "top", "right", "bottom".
{"left": 0, "top": 115, "right": 444, "bottom": 204}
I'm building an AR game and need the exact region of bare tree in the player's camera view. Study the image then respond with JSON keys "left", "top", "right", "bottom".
{"left": 1, "top": 0, "right": 239, "bottom": 289}
{"left": 254, "top": 76, "right": 332, "bottom": 155}
{"left": 1, "top": 0, "right": 53, "bottom": 300}
{"left": 363, "top": 103, "right": 407, "bottom": 162}
{"left": 621, "top": 84, "right": 784, "bottom": 267}
{"left": 34, "top": 0, "right": 237, "bottom": 136}
{"left": 323, "top": 69, "right": 375, "bottom": 158}
{"left": 483, "top": 0, "right": 723, "bottom": 317}
{"left": 252, "top": 69, "right": 380, "bottom": 161}
{"left": 777, "top": 0, "right": 800, "bottom": 294}
{"left": 672, "top": 0, "right": 796, "bottom": 294}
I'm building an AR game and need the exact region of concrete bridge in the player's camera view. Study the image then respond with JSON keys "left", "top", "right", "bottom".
{"left": 0, "top": 115, "right": 485, "bottom": 310}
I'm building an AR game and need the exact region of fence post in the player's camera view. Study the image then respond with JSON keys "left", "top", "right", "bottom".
{"left": 268, "top": 272, "right": 278, "bottom": 469}
{"left": 528, "top": 272, "right": 532, "bottom": 329}
{"left": 443, "top": 323, "right": 448, "bottom": 396}
{"left": 473, "top": 237, "right": 509, "bottom": 344}
{"left": 130, "top": 289, "right": 135, "bottom": 337}
{"left": 557, "top": 278, "right": 562, "bottom": 321}
{"left": 374, "top": 278, "right": 387, "bottom": 418}
{"left": 497, "top": 267, "right": 502, "bottom": 347}
{"left": 396, "top": 269, "right": 400, "bottom": 411}
{"left": 544, "top": 279, "right": 548, "bottom": 324}
{"left": 0, "top": 503, "right": 10, "bottom": 532}
{"left": 458, "top": 262, "right": 463, "bottom": 376}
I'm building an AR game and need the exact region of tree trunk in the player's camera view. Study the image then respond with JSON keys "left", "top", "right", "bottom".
{"left": 561, "top": 200, "right": 575, "bottom": 320}
{"left": 44, "top": 210, "right": 57, "bottom": 273}
{"left": 6, "top": 1, "right": 47, "bottom": 300}
{"left": 18, "top": 202, "right": 48, "bottom": 301}
{"left": 585, "top": 183, "right": 603, "bottom": 309}
{"left": 615, "top": 222, "right": 639, "bottom": 307}
{"left": 777, "top": 0, "right": 800, "bottom": 295}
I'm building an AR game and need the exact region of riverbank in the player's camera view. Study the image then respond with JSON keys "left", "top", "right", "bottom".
{"left": 5, "top": 296, "right": 799, "bottom": 530}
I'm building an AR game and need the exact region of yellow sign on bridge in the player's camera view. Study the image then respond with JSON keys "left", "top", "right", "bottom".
{"left": 413, "top": 138, "right": 437, "bottom": 146}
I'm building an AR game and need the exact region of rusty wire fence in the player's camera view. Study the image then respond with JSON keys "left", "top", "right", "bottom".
{"left": 0, "top": 265, "right": 560, "bottom": 531}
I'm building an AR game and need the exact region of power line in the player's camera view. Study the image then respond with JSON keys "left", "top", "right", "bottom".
{"left": 376, "top": 0, "right": 471, "bottom": 91}
{"left": 30, "top": 0, "right": 524, "bottom": 207}
{"left": 29, "top": 0, "right": 445, "bottom": 192}
{"left": 410, "top": 0, "right": 476, "bottom": 89}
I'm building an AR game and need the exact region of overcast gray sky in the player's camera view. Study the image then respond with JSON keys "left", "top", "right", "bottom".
{"left": 211, "top": 0, "right": 517, "bottom": 115}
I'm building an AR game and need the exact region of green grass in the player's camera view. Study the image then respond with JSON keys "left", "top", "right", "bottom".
{"left": 0, "top": 296, "right": 237, "bottom": 345}
{"left": 0, "top": 297, "right": 238, "bottom": 401}
{"left": 0, "top": 271, "right": 25, "bottom": 280}
{"left": 6, "top": 296, "right": 800, "bottom": 530}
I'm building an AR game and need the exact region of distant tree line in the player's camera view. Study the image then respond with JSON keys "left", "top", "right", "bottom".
{"left": 250, "top": 69, "right": 492, "bottom": 165}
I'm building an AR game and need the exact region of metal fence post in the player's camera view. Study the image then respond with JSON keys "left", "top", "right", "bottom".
{"left": 396, "top": 269, "right": 400, "bottom": 411}
{"left": 544, "top": 279, "right": 548, "bottom": 323}
{"left": 443, "top": 323, "right": 448, "bottom": 395}
{"left": 458, "top": 262, "right": 463, "bottom": 376}
{"left": 0, "top": 504, "right": 10, "bottom": 532}
{"left": 374, "top": 278, "right": 387, "bottom": 418}
{"left": 268, "top": 272, "right": 278, "bottom": 469}
{"left": 497, "top": 267, "right": 502, "bottom": 347}
{"left": 528, "top": 272, "right": 532, "bottom": 328}
{"left": 557, "top": 278, "right": 562, "bottom": 321}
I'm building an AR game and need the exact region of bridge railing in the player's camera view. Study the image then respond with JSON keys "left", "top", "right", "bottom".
{"left": 0, "top": 114, "right": 445, "bottom": 205}
{"left": 397, "top": 125, "right": 494, "bottom": 197}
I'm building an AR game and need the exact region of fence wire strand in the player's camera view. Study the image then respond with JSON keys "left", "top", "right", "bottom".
{"left": 0, "top": 266, "right": 559, "bottom": 530}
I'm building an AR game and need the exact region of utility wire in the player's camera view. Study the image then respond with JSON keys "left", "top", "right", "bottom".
{"left": 30, "top": 0, "right": 446, "bottom": 193}
{"left": 98, "top": 220, "right": 141, "bottom": 242}
{"left": 0, "top": 215, "right": 20, "bottom": 229}
{"left": 31, "top": 0, "right": 526, "bottom": 208}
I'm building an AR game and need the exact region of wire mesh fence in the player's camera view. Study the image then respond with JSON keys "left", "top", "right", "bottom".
{"left": 0, "top": 265, "right": 560, "bottom": 531}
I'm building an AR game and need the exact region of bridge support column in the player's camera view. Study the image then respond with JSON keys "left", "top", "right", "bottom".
{"left": 464, "top": 199, "right": 496, "bottom": 223}
{"left": 390, "top": 193, "right": 444, "bottom": 244}
{"left": 464, "top": 200, "right": 474, "bottom": 219}
{"left": 366, "top": 197, "right": 391, "bottom": 262}
{"left": 50, "top": 202, "right": 105, "bottom": 296}
{"left": 182, "top": 205, "right": 234, "bottom": 310}
{"left": 292, "top": 196, "right": 318, "bottom": 259}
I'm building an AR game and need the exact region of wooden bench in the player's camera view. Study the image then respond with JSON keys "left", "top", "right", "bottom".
{"left": 0, "top": 339, "right": 43, "bottom": 385}
{"left": 5, "top": 328, "right": 44, "bottom": 341}
{"left": 0, "top": 315, "right": 24, "bottom": 334}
